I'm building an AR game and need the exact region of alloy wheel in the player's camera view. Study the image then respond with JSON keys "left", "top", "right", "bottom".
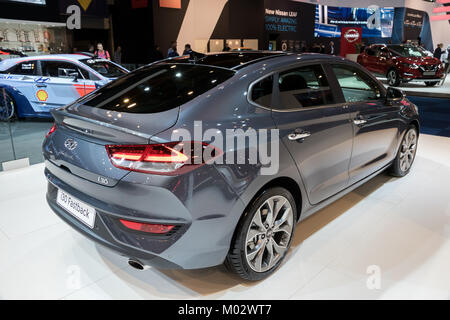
{"left": 388, "top": 70, "right": 397, "bottom": 86}
{"left": 399, "top": 129, "right": 417, "bottom": 172}
{"left": 0, "top": 91, "right": 15, "bottom": 121}
{"left": 245, "top": 195, "right": 294, "bottom": 273}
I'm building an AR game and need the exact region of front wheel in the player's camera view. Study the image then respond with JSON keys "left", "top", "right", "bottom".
{"left": 225, "top": 187, "right": 296, "bottom": 281}
{"left": 389, "top": 126, "right": 418, "bottom": 177}
{"left": 387, "top": 69, "right": 401, "bottom": 87}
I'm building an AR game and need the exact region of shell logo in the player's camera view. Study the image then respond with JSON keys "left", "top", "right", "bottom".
{"left": 36, "top": 90, "right": 48, "bottom": 102}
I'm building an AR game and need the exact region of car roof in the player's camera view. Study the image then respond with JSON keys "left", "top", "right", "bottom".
{"left": 0, "top": 54, "right": 103, "bottom": 71}
{"left": 160, "top": 51, "right": 343, "bottom": 71}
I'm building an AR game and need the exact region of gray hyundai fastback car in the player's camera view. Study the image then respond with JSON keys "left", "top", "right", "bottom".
{"left": 43, "top": 52, "right": 419, "bottom": 280}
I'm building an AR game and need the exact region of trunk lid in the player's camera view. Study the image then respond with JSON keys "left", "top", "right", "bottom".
{"left": 52, "top": 102, "right": 179, "bottom": 144}
{"left": 46, "top": 105, "right": 179, "bottom": 186}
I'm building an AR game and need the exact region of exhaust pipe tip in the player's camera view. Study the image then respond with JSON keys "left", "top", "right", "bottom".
{"left": 128, "top": 259, "right": 149, "bottom": 270}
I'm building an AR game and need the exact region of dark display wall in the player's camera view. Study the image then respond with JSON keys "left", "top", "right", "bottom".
{"left": 210, "top": 0, "right": 265, "bottom": 48}
{"left": 152, "top": 0, "right": 315, "bottom": 54}
{"left": 263, "top": 0, "right": 315, "bottom": 51}
{"left": 150, "top": 0, "right": 435, "bottom": 58}
{"left": 112, "top": 0, "right": 155, "bottom": 64}
{"left": 391, "top": 7, "right": 433, "bottom": 51}
{"left": 404, "top": 8, "right": 425, "bottom": 41}
{"left": 152, "top": 0, "right": 190, "bottom": 56}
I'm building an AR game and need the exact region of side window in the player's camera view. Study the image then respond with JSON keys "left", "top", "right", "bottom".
{"left": 332, "top": 65, "right": 382, "bottom": 103}
{"left": 366, "top": 48, "right": 374, "bottom": 56}
{"left": 78, "top": 67, "right": 100, "bottom": 81}
{"left": 9, "top": 61, "right": 37, "bottom": 75}
{"left": 373, "top": 47, "right": 382, "bottom": 57}
{"left": 41, "top": 61, "right": 82, "bottom": 79}
{"left": 251, "top": 75, "right": 273, "bottom": 108}
{"left": 277, "top": 64, "right": 335, "bottom": 110}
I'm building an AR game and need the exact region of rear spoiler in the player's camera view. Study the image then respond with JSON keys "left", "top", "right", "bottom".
{"left": 51, "top": 108, "right": 150, "bottom": 144}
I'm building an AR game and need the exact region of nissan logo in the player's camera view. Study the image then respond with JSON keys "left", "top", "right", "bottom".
{"left": 344, "top": 29, "right": 360, "bottom": 43}
{"left": 64, "top": 138, "right": 78, "bottom": 151}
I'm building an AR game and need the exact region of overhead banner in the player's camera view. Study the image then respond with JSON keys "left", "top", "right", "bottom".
{"left": 340, "top": 27, "right": 362, "bottom": 57}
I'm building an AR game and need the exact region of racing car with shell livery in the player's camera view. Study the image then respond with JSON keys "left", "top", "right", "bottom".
{"left": 0, "top": 54, "right": 128, "bottom": 120}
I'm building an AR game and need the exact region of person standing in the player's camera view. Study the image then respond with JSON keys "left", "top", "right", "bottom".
{"left": 222, "top": 42, "right": 231, "bottom": 52}
{"left": 327, "top": 41, "right": 335, "bottom": 55}
{"left": 114, "top": 46, "right": 122, "bottom": 64}
{"left": 442, "top": 44, "right": 450, "bottom": 72}
{"left": 300, "top": 41, "right": 307, "bottom": 53}
{"left": 167, "top": 41, "right": 179, "bottom": 58}
{"left": 150, "top": 45, "right": 164, "bottom": 62}
{"left": 183, "top": 44, "right": 193, "bottom": 56}
{"left": 320, "top": 44, "right": 326, "bottom": 54}
{"left": 434, "top": 43, "right": 444, "bottom": 60}
{"left": 95, "top": 43, "right": 110, "bottom": 60}
{"left": 153, "top": 45, "right": 164, "bottom": 61}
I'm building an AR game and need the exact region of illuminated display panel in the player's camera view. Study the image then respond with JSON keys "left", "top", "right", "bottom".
{"left": 6, "top": 0, "right": 46, "bottom": 4}
{"left": 159, "top": 0, "right": 181, "bottom": 9}
{"left": 315, "top": 5, "right": 394, "bottom": 38}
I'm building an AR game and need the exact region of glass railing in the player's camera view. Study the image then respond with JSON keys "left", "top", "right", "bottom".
{"left": 0, "top": 88, "right": 52, "bottom": 171}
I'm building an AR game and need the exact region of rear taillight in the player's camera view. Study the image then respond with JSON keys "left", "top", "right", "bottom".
{"left": 105, "top": 142, "right": 221, "bottom": 175}
{"left": 46, "top": 123, "right": 57, "bottom": 138}
{"left": 119, "top": 219, "right": 175, "bottom": 234}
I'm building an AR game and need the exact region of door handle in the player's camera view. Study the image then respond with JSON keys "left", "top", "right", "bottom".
{"left": 353, "top": 119, "right": 367, "bottom": 126}
{"left": 36, "top": 84, "right": 47, "bottom": 88}
{"left": 288, "top": 131, "right": 311, "bottom": 141}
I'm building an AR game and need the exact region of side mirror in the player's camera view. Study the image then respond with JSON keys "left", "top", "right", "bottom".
{"left": 385, "top": 87, "right": 405, "bottom": 105}
{"left": 69, "top": 72, "right": 79, "bottom": 82}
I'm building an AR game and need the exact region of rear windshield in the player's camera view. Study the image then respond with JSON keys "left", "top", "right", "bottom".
{"left": 80, "top": 58, "right": 128, "bottom": 78}
{"left": 81, "top": 64, "right": 235, "bottom": 113}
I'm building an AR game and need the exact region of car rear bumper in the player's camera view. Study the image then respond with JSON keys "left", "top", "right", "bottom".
{"left": 44, "top": 160, "right": 245, "bottom": 270}
{"left": 46, "top": 188, "right": 182, "bottom": 269}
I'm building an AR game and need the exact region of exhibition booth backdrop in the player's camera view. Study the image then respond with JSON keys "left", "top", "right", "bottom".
{"left": 153, "top": 0, "right": 447, "bottom": 55}
{"left": 1, "top": 0, "right": 449, "bottom": 171}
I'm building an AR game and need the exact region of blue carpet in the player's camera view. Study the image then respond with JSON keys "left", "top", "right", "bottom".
{"left": 407, "top": 96, "right": 450, "bottom": 138}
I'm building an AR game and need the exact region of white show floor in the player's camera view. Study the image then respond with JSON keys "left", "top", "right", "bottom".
{"left": 0, "top": 134, "right": 450, "bottom": 300}
{"left": 380, "top": 76, "right": 450, "bottom": 96}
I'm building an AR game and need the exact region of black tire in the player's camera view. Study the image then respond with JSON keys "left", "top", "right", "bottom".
{"left": 0, "top": 90, "right": 15, "bottom": 121}
{"left": 225, "top": 187, "right": 297, "bottom": 281}
{"left": 387, "top": 69, "right": 401, "bottom": 87}
{"left": 389, "top": 125, "right": 418, "bottom": 177}
{"left": 425, "top": 81, "right": 438, "bottom": 87}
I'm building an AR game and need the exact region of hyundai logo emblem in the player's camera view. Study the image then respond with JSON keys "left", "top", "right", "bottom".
{"left": 64, "top": 139, "right": 78, "bottom": 151}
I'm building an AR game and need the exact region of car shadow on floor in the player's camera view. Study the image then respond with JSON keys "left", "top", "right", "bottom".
{"left": 96, "top": 172, "right": 395, "bottom": 296}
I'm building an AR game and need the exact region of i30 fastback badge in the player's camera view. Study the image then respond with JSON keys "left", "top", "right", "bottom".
{"left": 64, "top": 139, "right": 78, "bottom": 151}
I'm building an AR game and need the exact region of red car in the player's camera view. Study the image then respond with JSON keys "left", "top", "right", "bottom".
{"left": 358, "top": 44, "right": 445, "bottom": 87}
